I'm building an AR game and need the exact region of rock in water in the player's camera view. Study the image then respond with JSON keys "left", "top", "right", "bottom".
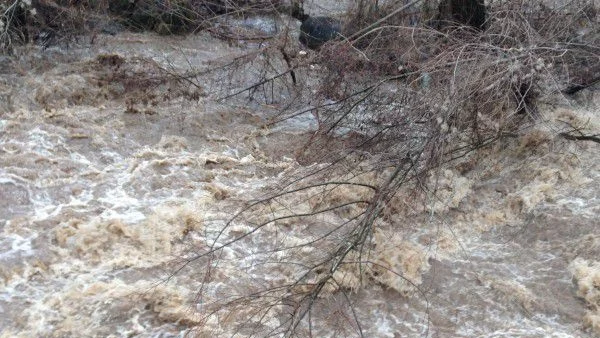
{"left": 299, "top": 16, "right": 341, "bottom": 49}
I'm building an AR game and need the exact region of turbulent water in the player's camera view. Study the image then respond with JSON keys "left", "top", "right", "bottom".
{"left": 0, "top": 30, "right": 599, "bottom": 338}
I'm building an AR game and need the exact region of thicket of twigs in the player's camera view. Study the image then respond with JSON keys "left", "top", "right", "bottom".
{"left": 175, "top": 0, "right": 599, "bottom": 336}
{"left": 0, "top": 0, "right": 284, "bottom": 52}
{"left": 3, "top": 0, "right": 598, "bottom": 335}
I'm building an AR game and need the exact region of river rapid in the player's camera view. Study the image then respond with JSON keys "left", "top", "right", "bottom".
{"left": 0, "top": 29, "right": 599, "bottom": 338}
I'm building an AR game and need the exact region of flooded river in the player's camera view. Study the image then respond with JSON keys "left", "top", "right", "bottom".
{"left": 0, "top": 30, "right": 598, "bottom": 337}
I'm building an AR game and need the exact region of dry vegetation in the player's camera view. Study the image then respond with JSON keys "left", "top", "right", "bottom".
{"left": 0, "top": 0, "right": 284, "bottom": 52}
{"left": 2, "top": 0, "right": 599, "bottom": 336}
{"left": 177, "top": 1, "right": 599, "bottom": 336}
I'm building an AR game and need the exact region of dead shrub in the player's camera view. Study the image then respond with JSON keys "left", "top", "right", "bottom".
{"left": 172, "top": 1, "right": 600, "bottom": 336}
{"left": 0, "top": 0, "right": 31, "bottom": 52}
{"left": 0, "top": 0, "right": 286, "bottom": 52}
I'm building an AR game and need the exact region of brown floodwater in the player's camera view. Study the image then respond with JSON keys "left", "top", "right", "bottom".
{"left": 0, "top": 29, "right": 598, "bottom": 338}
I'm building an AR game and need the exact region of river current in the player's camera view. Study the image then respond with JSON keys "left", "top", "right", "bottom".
{"left": 0, "top": 30, "right": 598, "bottom": 337}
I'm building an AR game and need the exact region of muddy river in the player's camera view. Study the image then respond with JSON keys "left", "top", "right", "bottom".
{"left": 0, "top": 27, "right": 599, "bottom": 337}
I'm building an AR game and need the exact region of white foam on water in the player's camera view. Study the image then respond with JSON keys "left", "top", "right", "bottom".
{"left": 0, "top": 30, "right": 597, "bottom": 338}
{"left": 555, "top": 196, "right": 599, "bottom": 218}
{"left": 370, "top": 315, "right": 396, "bottom": 338}
{"left": 26, "top": 127, "right": 60, "bottom": 156}
{"left": 270, "top": 110, "right": 319, "bottom": 133}
{"left": 0, "top": 233, "right": 36, "bottom": 259}
{"left": 0, "top": 172, "right": 27, "bottom": 185}
{"left": 99, "top": 207, "right": 147, "bottom": 224}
